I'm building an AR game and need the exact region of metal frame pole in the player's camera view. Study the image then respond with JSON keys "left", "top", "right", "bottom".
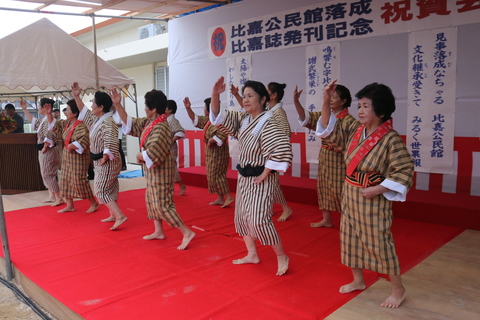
{"left": 0, "top": 185, "right": 14, "bottom": 281}
{"left": 0, "top": 7, "right": 167, "bottom": 21}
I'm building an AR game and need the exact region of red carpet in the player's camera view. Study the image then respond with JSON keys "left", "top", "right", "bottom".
{"left": 1, "top": 186, "right": 464, "bottom": 319}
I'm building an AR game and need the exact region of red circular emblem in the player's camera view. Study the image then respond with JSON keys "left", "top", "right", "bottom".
{"left": 211, "top": 27, "right": 226, "bottom": 57}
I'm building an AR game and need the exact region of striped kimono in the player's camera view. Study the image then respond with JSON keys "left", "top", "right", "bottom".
{"left": 125, "top": 117, "right": 184, "bottom": 228}
{"left": 304, "top": 110, "right": 356, "bottom": 211}
{"left": 195, "top": 115, "right": 230, "bottom": 196}
{"left": 53, "top": 119, "right": 94, "bottom": 200}
{"left": 31, "top": 117, "right": 60, "bottom": 193}
{"left": 212, "top": 110, "right": 293, "bottom": 245}
{"left": 326, "top": 119, "right": 414, "bottom": 275}
{"left": 269, "top": 103, "right": 291, "bottom": 206}
{"left": 81, "top": 109, "right": 121, "bottom": 204}
{"left": 167, "top": 114, "right": 186, "bottom": 183}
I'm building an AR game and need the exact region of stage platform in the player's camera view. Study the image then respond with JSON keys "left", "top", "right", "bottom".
{"left": 0, "top": 180, "right": 465, "bottom": 320}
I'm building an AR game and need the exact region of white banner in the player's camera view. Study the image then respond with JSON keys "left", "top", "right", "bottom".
{"left": 407, "top": 27, "right": 457, "bottom": 174}
{"left": 225, "top": 54, "right": 252, "bottom": 159}
{"left": 305, "top": 43, "right": 340, "bottom": 164}
{"left": 208, "top": 0, "right": 479, "bottom": 59}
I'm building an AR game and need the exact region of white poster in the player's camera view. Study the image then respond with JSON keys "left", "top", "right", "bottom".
{"left": 208, "top": 1, "right": 479, "bottom": 60}
{"left": 225, "top": 54, "right": 252, "bottom": 160}
{"left": 305, "top": 43, "right": 340, "bottom": 164}
{"left": 407, "top": 27, "right": 457, "bottom": 174}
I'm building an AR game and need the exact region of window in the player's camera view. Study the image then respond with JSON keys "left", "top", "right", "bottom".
{"left": 156, "top": 66, "right": 169, "bottom": 97}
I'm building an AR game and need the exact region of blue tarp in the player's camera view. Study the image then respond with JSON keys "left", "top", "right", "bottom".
{"left": 118, "top": 170, "right": 143, "bottom": 179}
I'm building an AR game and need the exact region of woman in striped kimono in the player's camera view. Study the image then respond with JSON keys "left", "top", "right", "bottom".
{"left": 51, "top": 99, "right": 99, "bottom": 213}
{"left": 293, "top": 84, "right": 356, "bottom": 228}
{"left": 110, "top": 88, "right": 195, "bottom": 250}
{"left": 231, "top": 82, "right": 293, "bottom": 221}
{"left": 210, "top": 77, "right": 293, "bottom": 276}
{"left": 317, "top": 80, "right": 414, "bottom": 308}
{"left": 166, "top": 100, "right": 187, "bottom": 196}
{"left": 72, "top": 83, "right": 127, "bottom": 230}
{"left": 184, "top": 97, "right": 234, "bottom": 208}
{"left": 266, "top": 82, "right": 293, "bottom": 221}
{"left": 20, "top": 98, "right": 62, "bottom": 206}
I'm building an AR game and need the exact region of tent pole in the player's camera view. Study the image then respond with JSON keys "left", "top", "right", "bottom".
{"left": 0, "top": 185, "right": 14, "bottom": 281}
{"left": 91, "top": 14, "right": 100, "bottom": 91}
{"left": 132, "top": 84, "right": 144, "bottom": 177}
{"left": 0, "top": 7, "right": 167, "bottom": 22}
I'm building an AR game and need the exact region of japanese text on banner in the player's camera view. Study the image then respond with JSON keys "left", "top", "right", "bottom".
{"left": 305, "top": 43, "right": 340, "bottom": 164}
{"left": 407, "top": 27, "right": 456, "bottom": 174}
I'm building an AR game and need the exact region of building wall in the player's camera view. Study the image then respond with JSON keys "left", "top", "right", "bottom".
{"left": 118, "top": 64, "right": 156, "bottom": 164}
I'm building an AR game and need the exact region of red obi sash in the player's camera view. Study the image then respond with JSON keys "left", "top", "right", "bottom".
{"left": 140, "top": 114, "right": 168, "bottom": 149}
{"left": 64, "top": 120, "right": 82, "bottom": 148}
{"left": 345, "top": 171, "right": 384, "bottom": 188}
{"left": 346, "top": 118, "right": 393, "bottom": 176}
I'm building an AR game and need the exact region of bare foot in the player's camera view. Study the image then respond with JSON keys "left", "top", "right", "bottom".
{"left": 277, "top": 208, "right": 293, "bottom": 221}
{"left": 339, "top": 281, "right": 366, "bottom": 294}
{"left": 110, "top": 216, "right": 128, "bottom": 230}
{"left": 50, "top": 199, "right": 65, "bottom": 207}
{"left": 179, "top": 185, "right": 186, "bottom": 196}
{"left": 310, "top": 220, "right": 333, "bottom": 228}
{"left": 232, "top": 255, "right": 260, "bottom": 265}
{"left": 209, "top": 200, "right": 224, "bottom": 206}
{"left": 143, "top": 233, "right": 166, "bottom": 240}
{"left": 276, "top": 255, "right": 289, "bottom": 276}
{"left": 42, "top": 198, "right": 55, "bottom": 203}
{"left": 57, "top": 207, "right": 75, "bottom": 213}
{"left": 101, "top": 216, "right": 116, "bottom": 222}
{"left": 177, "top": 230, "right": 196, "bottom": 250}
{"left": 86, "top": 203, "right": 99, "bottom": 213}
{"left": 221, "top": 197, "right": 234, "bottom": 208}
{"left": 381, "top": 287, "right": 406, "bottom": 308}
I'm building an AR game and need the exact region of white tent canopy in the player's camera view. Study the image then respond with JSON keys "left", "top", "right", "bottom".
{"left": 0, "top": 18, "right": 135, "bottom": 102}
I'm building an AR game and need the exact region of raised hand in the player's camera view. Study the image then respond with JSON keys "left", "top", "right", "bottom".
{"left": 212, "top": 76, "right": 226, "bottom": 95}
{"left": 110, "top": 88, "right": 122, "bottom": 106}
{"left": 183, "top": 97, "right": 191, "bottom": 109}
{"left": 293, "top": 86, "right": 303, "bottom": 102}
{"left": 230, "top": 83, "right": 239, "bottom": 96}
{"left": 71, "top": 82, "right": 82, "bottom": 97}
{"left": 323, "top": 79, "right": 338, "bottom": 101}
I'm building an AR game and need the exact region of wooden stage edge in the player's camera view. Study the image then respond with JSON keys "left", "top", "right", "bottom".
{"left": 0, "top": 257, "right": 84, "bottom": 320}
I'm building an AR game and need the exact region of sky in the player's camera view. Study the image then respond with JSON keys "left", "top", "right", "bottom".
{"left": 0, "top": 0, "right": 127, "bottom": 39}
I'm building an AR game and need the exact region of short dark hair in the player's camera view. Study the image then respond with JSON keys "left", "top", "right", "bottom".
{"left": 242, "top": 80, "right": 270, "bottom": 108}
{"left": 94, "top": 91, "right": 113, "bottom": 112}
{"left": 4, "top": 103, "right": 14, "bottom": 110}
{"left": 336, "top": 84, "right": 352, "bottom": 108}
{"left": 204, "top": 98, "right": 211, "bottom": 113}
{"left": 268, "top": 82, "right": 286, "bottom": 102}
{"left": 355, "top": 83, "right": 395, "bottom": 122}
{"left": 144, "top": 89, "right": 167, "bottom": 115}
{"left": 53, "top": 109, "right": 60, "bottom": 113}
{"left": 40, "top": 98, "right": 55, "bottom": 107}
{"left": 166, "top": 100, "right": 177, "bottom": 114}
{"left": 66, "top": 99, "right": 79, "bottom": 118}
